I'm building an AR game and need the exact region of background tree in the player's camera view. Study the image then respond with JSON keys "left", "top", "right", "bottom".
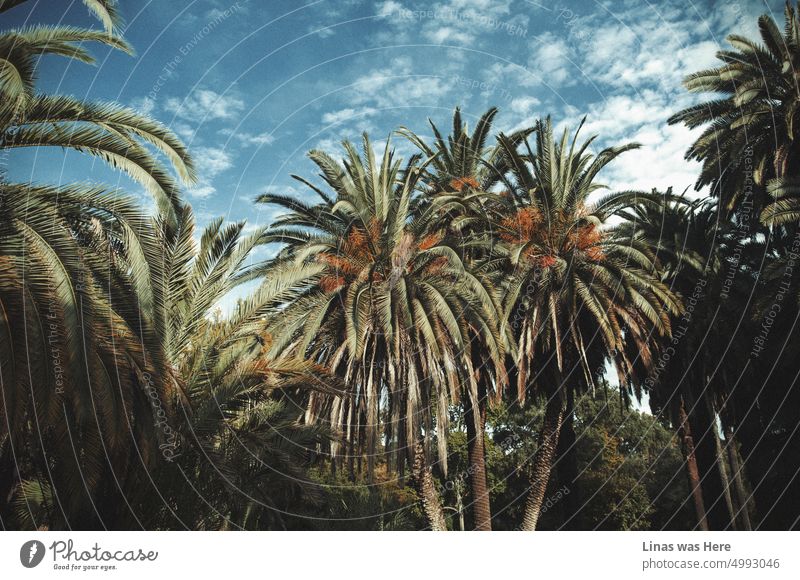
{"left": 616, "top": 190, "right": 762, "bottom": 530}
{"left": 449, "top": 388, "right": 692, "bottom": 531}
{"left": 134, "top": 208, "right": 339, "bottom": 529}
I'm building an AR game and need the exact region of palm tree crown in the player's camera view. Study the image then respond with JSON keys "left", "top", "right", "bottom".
{"left": 669, "top": 2, "right": 800, "bottom": 223}
{"left": 493, "top": 118, "right": 679, "bottom": 401}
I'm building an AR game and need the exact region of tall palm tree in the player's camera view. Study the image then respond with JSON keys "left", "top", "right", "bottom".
{"left": 8, "top": 202, "right": 337, "bottom": 529}
{"left": 138, "top": 207, "right": 337, "bottom": 530}
{"left": 0, "top": 1, "right": 195, "bottom": 527}
{"left": 615, "top": 191, "right": 719, "bottom": 530}
{"left": 663, "top": 1, "right": 800, "bottom": 527}
{"left": 490, "top": 118, "right": 680, "bottom": 530}
{"left": 0, "top": 184, "right": 183, "bottom": 528}
{"left": 668, "top": 1, "right": 800, "bottom": 223}
{"left": 399, "top": 107, "right": 516, "bottom": 530}
{"left": 617, "top": 190, "right": 761, "bottom": 530}
{"left": 252, "top": 134, "right": 506, "bottom": 530}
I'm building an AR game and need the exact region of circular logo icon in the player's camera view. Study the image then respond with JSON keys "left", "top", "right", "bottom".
{"left": 20, "top": 540, "right": 46, "bottom": 568}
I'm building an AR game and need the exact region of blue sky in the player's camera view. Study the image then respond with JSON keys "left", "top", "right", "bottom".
{"left": 4, "top": 0, "right": 784, "bottom": 255}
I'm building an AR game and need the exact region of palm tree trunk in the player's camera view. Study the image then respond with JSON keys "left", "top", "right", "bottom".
{"left": 0, "top": 446, "right": 16, "bottom": 506}
{"left": 455, "top": 484, "right": 466, "bottom": 531}
{"left": 555, "top": 391, "right": 577, "bottom": 529}
{"left": 347, "top": 439, "right": 356, "bottom": 482}
{"left": 398, "top": 415, "right": 407, "bottom": 488}
{"left": 465, "top": 385, "right": 491, "bottom": 530}
{"left": 687, "top": 391, "right": 731, "bottom": 530}
{"left": 713, "top": 423, "right": 738, "bottom": 530}
{"left": 520, "top": 393, "right": 565, "bottom": 531}
{"left": 412, "top": 438, "right": 447, "bottom": 531}
{"left": 724, "top": 425, "right": 752, "bottom": 530}
{"left": 678, "top": 398, "right": 709, "bottom": 531}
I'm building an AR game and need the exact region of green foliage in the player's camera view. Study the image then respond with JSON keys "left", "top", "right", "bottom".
{"left": 473, "top": 389, "right": 691, "bottom": 531}
{"left": 569, "top": 394, "right": 691, "bottom": 531}
{"left": 0, "top": 0, "right": 195, "bottom": 528}
{"left": 288, "top": 469, "right": 426, "bottom": 531}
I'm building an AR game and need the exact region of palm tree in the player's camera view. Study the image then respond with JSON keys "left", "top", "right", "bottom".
{"left": 139, "top": 207, "right": 337, "bottom": 530}
{"left": 399, "top": 107, "right": 518, "bottom": 530}
{"left": 663, "top": 1, "right": 800, "bottom": 526}
{"left": 399, "top": 107, "right": 497, "bottom": 195}
{"left": 0, "top": 1, "right": 195, "bottom": 527}
{"left": 668, "top": 2, "right": 800, "bottom": 223}
{"left": 253, "top": 134, "right": 506, "bottom": 530}
{"left": 615, "top": 191, "right": 717, "bottom": 530}
{"left": 616, "top": 190, "right": 762, "bottom": 530}
{"left": 489, "top": 118, "right": 680, "bottom": 530}
{"left": 0, "top": 184, "right": 183, "bottom": 528}
{"left": 8, "top": 201, "right": 337, "bottom": 529}
{"left": 398, "top": 107, "right": 533, "bottom": 234}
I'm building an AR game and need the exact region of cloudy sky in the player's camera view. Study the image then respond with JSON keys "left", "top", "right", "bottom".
{"left": 4, "top": 0, "right": 783, "bottom": 241}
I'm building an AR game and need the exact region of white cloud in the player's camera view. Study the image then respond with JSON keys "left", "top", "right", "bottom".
{"left": 310, "top": 25, "right": 336, "bottom": 38}
{"left": 558, "top": 90, "right": 703, "bottom": 196}
{"left": 602, "top": 123, "right": 703, "bottom": 195}
{"left": 313, "top": 137, "right": 341, "bottom": 154}
{"left": 237, "top": 132, "right": 276, "bottom": 147}
{"left": 375, "top": 0, "right": 529, "bottom": 46}
{"left": 377, "top": 0, "right": 403, "bottom": 18}
{"left": 504, "top": 95, "right": 542, "bottom": 131}
{"left": 217, "top": 126, "right": 277, "bottom": 147}
{"left": 580, "top": 93, "right": 671, "bottom": 140}
{"left": 704, "top": 0, "right": 771, "bottom": 41}
{"left": 187, "top": 146, "right": 234, "bottom": 198}
{"left": 527, "top": 0, "right": 769, "bottom": 197}
{"left": 509, "top": 95, "right": 540, "bottom": 116}
{"left": 164, "top": 89, "right": 245, "bottom": 123}
{"left": 188, "top": 183, "right": 217, "bottom": 199}
{"left": 486, "top": 62, "right": 537, "bottom": 90}
{"left": 322, "top": 107, "right": 378, "bottom": 125}
{"left": 572, "top": 5, "right": 724, "bottom": 93}
{"left": 528, "top": 33, "right": 573, "bottom": 87}
{"left": 316, "top": 0, "right": 364, "bottom": 19}
{"left": 130, "top": 96, "right": 155, "bottom": 116}
{"left": 347, "top": 56, "right": 452, "bottom": 110}
{"left": 427, "top": 26, "right": 473, "bottom": 45}
{"left": 195, "top": 146, "right": 233, "bottom": 175}
{"left": 170, "top": 121, "right": 196, "bottom": 143}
